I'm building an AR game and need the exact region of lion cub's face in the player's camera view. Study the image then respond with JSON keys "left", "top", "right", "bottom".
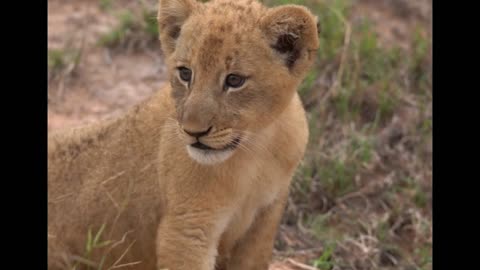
{"left": 158, "top": 0, "right": 319, "bottom": 165}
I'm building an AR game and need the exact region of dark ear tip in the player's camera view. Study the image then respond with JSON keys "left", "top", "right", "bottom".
{"left": 169, "top": 25, "right": 181, "bottom": 39}
{"left": 273, "top": 34, "right": 299, "bottom": 54}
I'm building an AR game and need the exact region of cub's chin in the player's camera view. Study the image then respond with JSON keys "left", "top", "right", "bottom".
{"left": 186, "top": 145, "right": 236, "bottom": 165}
{"left": 186, "top": 137, "right": 241, "bottom": 165}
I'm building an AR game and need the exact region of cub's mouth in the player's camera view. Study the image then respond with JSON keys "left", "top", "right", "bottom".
{"left": 186, "top": 137, "right": 242, "bottom": 165}
{"left": 190, "top": 137, "right": 241, "bottom": 151}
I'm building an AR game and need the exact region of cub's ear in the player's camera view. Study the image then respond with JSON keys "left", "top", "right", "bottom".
{"left": 158, "top": 0, "right": 198, "bottom": 56}
{"left": 260, "top": 5, "right": 320, "bottom": 75}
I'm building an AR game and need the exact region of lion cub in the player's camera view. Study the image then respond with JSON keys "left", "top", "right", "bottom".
{"left": 48, "top": 0, "right": 319, "bottom": 269}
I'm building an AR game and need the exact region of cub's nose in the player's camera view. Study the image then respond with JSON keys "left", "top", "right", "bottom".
{"left": 183, "top": 126, "right": 212, "bottom": 138}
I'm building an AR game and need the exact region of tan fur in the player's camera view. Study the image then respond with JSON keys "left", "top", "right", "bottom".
{"left": 48, "top": 0, "right": 319, "bottom": 269}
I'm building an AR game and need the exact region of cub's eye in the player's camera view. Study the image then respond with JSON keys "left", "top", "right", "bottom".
{"left": 178, "top": 67, "right": 192, "bottom": 82}
{"left": 225, "top": 74, "right": 246, "bottom": 89}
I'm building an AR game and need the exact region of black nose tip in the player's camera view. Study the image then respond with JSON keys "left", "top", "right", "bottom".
{"left": 184, "top": 126, "right": 212, "bottom": 138}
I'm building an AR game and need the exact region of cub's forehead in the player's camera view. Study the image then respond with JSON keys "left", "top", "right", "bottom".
{"left": 204, "top": 0, "right": 267, "bottom": 17}
{"left": 174, "top": 2, "right": 269, "bottom": 70}
{"left": 190, "top": 0, "right": 266, "bottom": 36}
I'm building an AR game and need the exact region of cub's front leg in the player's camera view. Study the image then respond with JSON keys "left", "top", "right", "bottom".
{"left": 226, "top": 192, "right": 289, "bottom": 270}
{"left": 156, "top": 207, "right": 229, "bottom": 270}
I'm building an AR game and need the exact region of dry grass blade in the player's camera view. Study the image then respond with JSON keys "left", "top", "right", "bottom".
{"left": 286, "top": 259, "right": 317, "bottom": 270}
{"left": 319, "top": 5, "right": 352, "bottom": 105}
{"left": 110, "top": 261, "right": 142, "bottom": 269}
{"left": 69, "top": 255, "right": 98, "bottom": 268}
{"left": 107, "top": 239, "right": 139, "bottom": 270}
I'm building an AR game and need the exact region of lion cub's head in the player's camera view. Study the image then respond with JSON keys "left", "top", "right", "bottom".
{"left": 158, "top": 0, "right": 319, "bottom": 165}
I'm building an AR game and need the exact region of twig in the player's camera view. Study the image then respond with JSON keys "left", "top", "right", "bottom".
{"left": 56, "top": 76, "right": 65, "bottom": 100}
{"left": 107, "top": 240, "right": 139, "bottom": 270}
{"left": 319, "top": 6, "right": 352, "bottom": 104}
{"left": 103, "top": 189, "right": 120, "bottom": 210}
{"left": 49, "top": 192, "right": 75, "bottom": 204}
{"left": 101, "top": 171, "right": 127, "bottom": 186}
{"left": 69, "top": 255, "right": 98, "bottom": 268}
{"left": 110, "top": 261, "right": 142, "bottom": 269}
{"left": 109, "top": 230, "right": 135, "bottom": 250}
{"left": 286, "top": 259, "right": 318, "bottom": 270}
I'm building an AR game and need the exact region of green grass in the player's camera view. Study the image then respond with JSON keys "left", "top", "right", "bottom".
{"left": 48, "top": 48, "right": 81, "bottom": 79}
{"left": 410, "top": 28, "right": 431, "bottom": 94}
{"left": 72, "top": 224, "right": 112, "bottom": 270}
{"left": 414, "top": 244, "right": 432, "bottom": 270}
{"left": 299, "top": 69, "right": 319, "bottom": 98}
{"left": 335, "top": 20, "right": 402, "bottom": 125}
{"left": 350, "top": 136, "right": 373, "bottom": 164}
{"left": 294, "top": 133, "right": 375, "bottom": 202}
{"left": 143, "top": 9, "right": 159, "bottom": 38}
{"left": 308, "top": 214, "right": 344, "bottom": 241}
{"left": 99, "top": 7, "right": 159, "bottom": 49}
{"left": 421, "top": 118, "right": 432, "bottom": 136}
{"left": 48, "top": 49, "right": 66, "bottom": 71}
{"left": 99, "top": 11, "right": 136, "bottom": 47}
{"left": 376, "top": 219, "right": 390, "bottom": 242}
{"left": 312, "top": 243, "right": 336, "bottom": 270}
{"left": 99, "top": 0, "right": 113, "bottom": 11}
{"left": 317, "top": 0, "right": 351, "bottom": 62}
{"left": 393, "top": 176, "right": 429, "bottom": 209}
{"left": 287, "top": 0, "right": 406, "bottom": 129}
{"left": 353, "top": 21, "right": 401, "bottom": 82}
{"left": 320, "top": 159, "right": 356, "bottom": 197}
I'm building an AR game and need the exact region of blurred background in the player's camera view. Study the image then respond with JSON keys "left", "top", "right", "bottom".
{"left": 48, "top": 0, "right": 432, "bottom": 269}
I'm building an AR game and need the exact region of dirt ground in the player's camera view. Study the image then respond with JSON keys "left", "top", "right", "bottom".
{"left": 48, "top": 0, "right": 431, "bottom": 269}
{"left": 48, "top": 0, "right": 167, "bottom": 131}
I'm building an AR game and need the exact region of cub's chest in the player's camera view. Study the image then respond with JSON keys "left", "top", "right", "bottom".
{"left": 219, "top": 169, "right": 287, "bottom": 253}
{"left": 228, "top": 155, "right": 291, "bottom": 227}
